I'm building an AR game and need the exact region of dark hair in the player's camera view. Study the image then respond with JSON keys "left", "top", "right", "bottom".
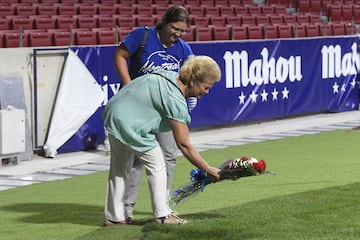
{"left": 156, "top": 6, "right": 190, "bottom": 29}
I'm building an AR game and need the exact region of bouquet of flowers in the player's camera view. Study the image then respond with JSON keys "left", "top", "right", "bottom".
{"left": 170, "top": 156, "right": 270, "bottom": 206}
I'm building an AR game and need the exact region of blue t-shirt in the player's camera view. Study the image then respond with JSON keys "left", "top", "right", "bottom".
{"left": 121, "top": 26, "right": 194, "bottom": 78}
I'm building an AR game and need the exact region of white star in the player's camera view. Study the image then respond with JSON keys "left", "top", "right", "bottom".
{"left": 272, "top": 88, "right": 278, "bottom": 100}
{"left": 249, "top": 91, "right": 258, "bottom": 103}
{"left": 350, "top": 79, "right": 356, "bottom": 89}
{"left": 341, "top": 83, "right": 346, "bottom": 92}
{"left": 261, "top": 89, "right": 268, "bottom": 102}
{"left": 238, "top": 92, "right": 246, "bottom": 105}
{"left": 333, "top": 82, "right": 339, "bottom": 93}
{"left": 282, "top": 87, "right": 289, "bottom": 99}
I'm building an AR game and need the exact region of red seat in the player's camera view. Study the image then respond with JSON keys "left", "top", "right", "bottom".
{"left": 209, "top": 16, "right": 226, "bottom": 26}
{"left": 10, "top": 17, "right": 33, "bottom": 31}
{"left": 278, "top": 24, "right": 294, "bottom": 38}
{"left": 180, "top": 25, "right": 196, "bottom": 42}
{"left": 264, "top": 25, "right": 278, "bottom": 39}
{"left": 331, "top": 22, "right": 346, "bottom": 35}
{"left": 232, "top": 26, "right": 248, "bottom": 40}
{"left": 327, "top": 4, "right": 342, "bottom": 22}
{"left": 113, "top": 15, "right": 136, "bottom": 29}
{"left": 295, "top": 14, "right": 310, "bottom": 24}
{"left": 0, "top": 5, "right": 13, "bottom": 17}
{"left": 95, "top": 28, "right": 117, "bottom": 45}
{"left": 36, "top": 4, "right": 58, "bottom": 16}
{"left": 76, "top": 4, "right": 97, "bottom": 15}
{"left": 305, "top": 24, "right": 320, "bottom": 37}
{"left": 241, "top": 15, "right": 256, "bottom": 26}
{"left": 226, "top": 16, "right": 241, "bottom": 27}
{"left": 33, "top": 17, "right": 56, "bottom": 30}
{"left": 117, "top": 5, "right": 134, "bottom": 16}
{"left": 193, "top": 16, "right": 210, "bottom": 26}
{"left": 136, "top": 5, "right": 152, "bottom": 16}
{"left": 345, "top": 23, "right": 357, "bottom": 35}
{"left": 298, "top": 0, "right": 310, "bottom": 13}
{"left": 187, "top": 6, "right": 205, "bottom": 17}
{"left": 293, "top": 24, "right": 306, "bottom": 38}
{"left": 269, "top": 15, "right": 284, "bottom": 25}
{"left": 220, "top": 6, "right": 235, "bottom": 16}
{"left": 196, "top": 26, "right": 212, "bottom": 41}
{"left": 342, "top": 5, "right": 353, "bottom": 22}
{"left": 308, "top": 14, "right": 321, "bottom": 23}
{"left": 57, "top": 4, "right": 77, "bottom": 15}
{"left": 247, "top": 5, "right": 262, "bottom": 15}
{"left": 212, "top": 26, "right": 231, "bottom": 41}
{"left": 247, "top": 25, "right": 263, "bottom": 39}
{"left": 96, "top": 16, "right": 117, "bottom": 29}
{"left": 353, "top": 5, "right": 360, "bottom": 24}
{"left": 28, "top": 31, "right": 53, "bottom": 47}
{"left": 204, "top": 7, "right": 220, "bottom": 17}
{"left": 96, "top": 4, "right": 117, "bottom": 15}
{"left": 233, "top": 6, "right": 249, "bottom": 15}
{"left": 14, "top": 5, "right": 37, "bottom": 16}
{"left": 256, "top": 15, "right": 270, "bottom": 26}
{"left": 136, "top": 16, "right": 157, "bottom": 27}
{"left": 74, "top": 30, "right": 97, "bottom": 45}
{"left": 261, "top": 5, "right": 275, "bottom": 15}
{"left": 0, "top": 18, "right": 10, "bottom": 30}
{"left": 310, "top": 0, "right": 321, "bottom": 13}
{"left": 76, "top": 16, "right": 97, "bottom": 29}
{"left": 3, "top": 31, "right": 28, "bottom": 48}
{"left": 54, "top": 16, "right": 77, "bottom": 30}
{"left": 282, "top": 14, "right": 296, "bottom": 24}
{"left": 51, "top": 30, "right": 72, "bottom": 46}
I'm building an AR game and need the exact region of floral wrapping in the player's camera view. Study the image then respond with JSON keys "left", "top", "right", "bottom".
{"left": 170, "top": 157, "right": 268, "bottom": 206}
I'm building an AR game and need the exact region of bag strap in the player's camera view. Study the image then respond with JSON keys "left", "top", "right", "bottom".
{"left": 130, "top": 26, "right": 149, "bottom": 79}
{"left": 151, "top": 72, "right": 183, "bottom": 95}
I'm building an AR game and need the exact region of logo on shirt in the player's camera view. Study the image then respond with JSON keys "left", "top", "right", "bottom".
{"left": 139, "top": 51, "right": 180, "bottom": 74}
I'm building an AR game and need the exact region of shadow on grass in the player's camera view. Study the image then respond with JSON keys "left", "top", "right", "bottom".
{"left": 1, "top": 202, "right": 104, "bottom": 226}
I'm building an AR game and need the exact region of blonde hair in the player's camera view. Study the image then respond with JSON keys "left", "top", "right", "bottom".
{"left": 179, "top": 55, "right": 221, "bottom": 85}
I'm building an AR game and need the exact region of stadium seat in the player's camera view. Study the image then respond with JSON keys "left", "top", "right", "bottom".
{"left": 269, "top": 15, "right": 283, "bottom": 25}
{"left": 76, "top": 16, "right": 97, "bottom": 29}
{"left": 261, "top": 5, "right": 276, "bottom": 15}
{"left": 28, "top": 31, "right": 53, "bottom": 47}
{"left": 76, "top": 4, "right": 97, "bottom": 15}
{"left": 282, "top": 14, "right": 296, "bottom": 24}
{"left": 298, "top": 0, "right": 310, "bottom": 13}
{"left": 232, "top": 26, "right": 248, "bottom": 40}
{"left": 0, "top": 5, "right": 13, "bottom": 17}
{"left": 327, "top": 4, "right": 342, "bottom": 22}
{"left": 278, "top": 24, "right": 294, "bottom": 38}
{"left": 57, "top": 5, "right": 77, "bottom": 16}
{"left": 200, "top": 0, "right": 215, "bottom": 7}
{"left": 310, "top": 0, "right": 321, "bottom": 13}
{"left": 353, "top": 5, "right": 360, "bottom": 24}
{"left": 114, "top": 16, "right": 136, "bottom": 29}
{"left": 264, "top": 25, "right": 278, "bottom": 39}
{"left": 241, "top": 15, "right": 256, "bottom": 26}
{"left": 180, "top": 25, "right": 196, "bottom": 42}
{"left": 305, "top": 24, "right": 320, "bottom": 37}
{"left": 117, "top": 5, "right": 133, "bottom": 16}
{"left": 232, "top": 6, "right": 249, "bottom": 16}
{"left": 10, "top": 17, "right": 33, "bottom": 31}
{"left": 345, "top": 22, "right": 357, "bottom": 35}
{"left": 193, "top": 16, "right": 210, "bottom": 26}
{"left": 36, "top": 4, "right": 58, "bottom": 16}
{"left": 14, "top": 4, "right": 37, "bottom": 16}
{"left": 3, "top": 31, "right": 28, "bottom": 48}
{"left": 341, "top": 5, "right": 353, "bottom": 22}
{"left": 51, "top": 30, "right": 72, "bottom": 46}
{"left": 212, "top": 26, "right": 231, "bottom": 41}
{"left": 74, "top": 30, "right": 97, "bottom": 45}
{"left": 96, "top": 16, "right": 117, "bottom": 29}
{"left": 97, "top": 4, "right": 117, "bottom": 15}
{"left": 196, "top": 26, "right": 212, "bottom": 41}
{"left": 33, "top": 17, "right": 56, "bottom": 30}
{"left": 247, "top": 5, "right": 262, "bottom": 15}
{"left": 0, "top": 18, "right": 10, "bottom": 30}
{"left": 307, "top": 14, "right": 321, "bottom": 23}
{"left": 136, "top": 16, "right": 157, "bottom": 27}
{"left": 331, "top": 22, "right": 346, "bottom": 35}
{"left": 295, "top": 14, "right": 310, "bottom": 24}
{"left": 204, "top": 7, "right": 220, "bottom": 17}
{"left": 226, "top": 16, "right": 241, "bottom": 27}
{"left": 247, "top": 25, "right": 263, "bottom": 39}
{"left": 95, "top": 28, "right": 117, "bottom": 45}
{"left": 220, "top": 6, "right": 235, "bottom": 16}
{"left": 293, "top": 24, "right": 306, "bottom": 38}
{"left": 187, "top": 6, "right": 205, "bottom": 17}
{"left": 135, "top": 5, "right": 152, "bottom": 16}
{"left": 55, "top": 16, "right": 77, "bottom": 30}
{"left": 209, "top": 16, "right": 226, "bottom": 26}
{"left": 256, "top": 15, "right": 270, "bottom": 26}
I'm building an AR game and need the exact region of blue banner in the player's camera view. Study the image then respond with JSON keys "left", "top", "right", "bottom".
{"left": 57, "top": 36, "right": 360, "bottom": 153}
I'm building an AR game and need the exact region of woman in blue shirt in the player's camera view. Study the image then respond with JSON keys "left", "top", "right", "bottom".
{"left": 113, "top": 6, "right": 196, "bottom": 223}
